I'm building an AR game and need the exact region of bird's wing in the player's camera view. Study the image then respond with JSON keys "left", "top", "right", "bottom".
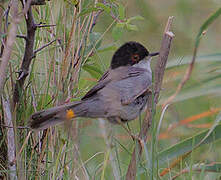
{"left": 81, "top": 70, "right": 111, "bottom": 100}
{"left": 107, "top": 66, "right": 152, "bottom": 105}
{"left": 82, "top": 66, "right": 152, "bottom": 105}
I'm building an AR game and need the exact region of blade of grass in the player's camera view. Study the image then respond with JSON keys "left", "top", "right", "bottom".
{"left": 158, "top": 124, "right": 221, "bottom": 165}
{"left": 101, "top": 149, "right": 110, "bottom": 180}
{"left": 52, "top": 140, "right": 65, "bottom": 180}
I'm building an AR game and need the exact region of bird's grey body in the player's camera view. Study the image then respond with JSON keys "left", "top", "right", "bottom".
{"left": 30, "top": 42, "right": 156, "bottom": 130}
{"left": 90, "top": 57, "right": 152, "bottom": 122}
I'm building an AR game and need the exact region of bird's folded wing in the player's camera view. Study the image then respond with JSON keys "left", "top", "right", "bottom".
{"left": 81, "top": 66, "right": 152, "bottom": 105}
{"left": 109, "top": 66, "right": 152, "bottom": 105}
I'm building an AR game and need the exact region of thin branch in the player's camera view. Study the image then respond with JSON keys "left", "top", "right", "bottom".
{"left": 126, "top": 16, "right": 174, "bottom": 180}
{"left": 16, "top": 34, "right": 27, "bottom": 40}
{"left": 33, "top": 39, "right": 57, "bottom": 56}
{"left": 35, "top": 24, "right": 56, "bottom": 28}
{"left": 0, "top": 124, "right": 29, "bottom": 129}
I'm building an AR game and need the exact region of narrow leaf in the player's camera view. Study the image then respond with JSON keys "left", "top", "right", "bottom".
{"left": 127, "top": 15, "right": 144, "bottom": 23}
{"left": 118, "top": 3, "right": 125, "bottom": 20}
{"left": 126, "top": 24, "right": 138, "bottom": 31}
{"left": 78, "top": 7, "right": 100, "bottom": 17}
{"left": 158, "top": 124, "right": 221, "bottom": 165}
{"left": 83, "top": 64, "right": 103, "bottom": 79}
{"left": 195, "top": 8, "right": 221, "bottom": 48}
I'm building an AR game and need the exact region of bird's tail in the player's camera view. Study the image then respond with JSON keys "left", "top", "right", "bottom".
{"left": 29, "top": 101, "right": 86, "bottom": 130}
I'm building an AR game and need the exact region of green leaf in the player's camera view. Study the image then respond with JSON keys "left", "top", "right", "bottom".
{"left": 158, "top": 123, "right": 221, "bottom": 165}
{"left": 78, "top": 7, "right": 100, "bottom": 17}
{"left": 195, "top": 8, "right": 221, "bottom": 48}
{"left": 83, "top": 64, "right": 104, "bottom": 79}
{"left": 127, "top": 15, "right": 145, "bottom": 23}
{"left": 116, "top": 22, "right": 125, "bottom": 28}
{"left": 96, "top": 2, "right": 111, "bottom": 14}
{"left": 118, "top": 3, "right": 125, "bottom": 20}
{"left": 126, "top": 24, "right": 138, "bottom": 31}
{"left": 112, "top": 25, "right": 124, "bottom": 41}
{"left": 97, "top": 44, "right": 117, "bottom": 53}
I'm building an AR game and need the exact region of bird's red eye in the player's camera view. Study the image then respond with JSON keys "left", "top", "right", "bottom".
{"left": 131, "top": 54, "right": 139, "bottom": 62}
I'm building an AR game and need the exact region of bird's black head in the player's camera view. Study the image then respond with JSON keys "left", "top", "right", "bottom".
{"left": 111, "top": 41, "right": 149, "bottom": 69}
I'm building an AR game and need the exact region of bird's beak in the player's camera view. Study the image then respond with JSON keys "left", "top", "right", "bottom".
{"left": 149, "top": 52, "right": 159, "bottom": 57}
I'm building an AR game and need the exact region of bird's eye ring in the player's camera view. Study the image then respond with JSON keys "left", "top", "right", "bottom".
{"left": 131, "top": 54, "right": 139, "bottom": 62}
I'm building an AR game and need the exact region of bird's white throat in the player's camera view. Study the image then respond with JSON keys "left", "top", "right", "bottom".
{"left": 133, "top": 56, "right": 152, "bottom": 73}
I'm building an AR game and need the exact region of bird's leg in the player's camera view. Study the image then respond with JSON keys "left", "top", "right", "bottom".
{"left": 115, "top": 118, "right": 137, "bottom": 141}
{"left": 116, "top": 118, "right": 144, "bottom": 150}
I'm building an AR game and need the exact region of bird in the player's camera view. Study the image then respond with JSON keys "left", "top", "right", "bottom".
{"left": 30, "top": 41, "right": 159, "bottom": 130}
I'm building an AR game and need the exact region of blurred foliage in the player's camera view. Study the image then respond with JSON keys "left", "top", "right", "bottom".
{"left": 0, "top": 0, "right": 221, "bottom": 179}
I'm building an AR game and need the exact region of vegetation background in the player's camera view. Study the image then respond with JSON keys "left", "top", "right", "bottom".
{"left": 0, "top": 0, "right": 221, "bottom": 179}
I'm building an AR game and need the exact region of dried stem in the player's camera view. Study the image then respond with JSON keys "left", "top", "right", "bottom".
{"left": 0, "top": 0, "right": 19, "bottom": 96}
{"left": 2, "top": 97, "right": 18, "bottom": 180}
{"left": 126, "top": 16, "right": 174, "bottom": 180}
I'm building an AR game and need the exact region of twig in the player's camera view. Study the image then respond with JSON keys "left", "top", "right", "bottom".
{"left": 33, "top": 39, "right": 57, "bottom": 57}
{"left": 0, "top": 124, "right": 29, "bottom": 129}
{"left": 2, "top": 97, "right": 18, "bottom": 180}
{"left": 125, "top": 16, "right": 174, "bottom": 180}
{"left": 35, "top": 24, "right": 56, "bottom": 28}
{"left": 16, "top": 34, "right": 27, "bottom": 40}
{"left": 0, "top": 0, "right": 19, "bottom": 96}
